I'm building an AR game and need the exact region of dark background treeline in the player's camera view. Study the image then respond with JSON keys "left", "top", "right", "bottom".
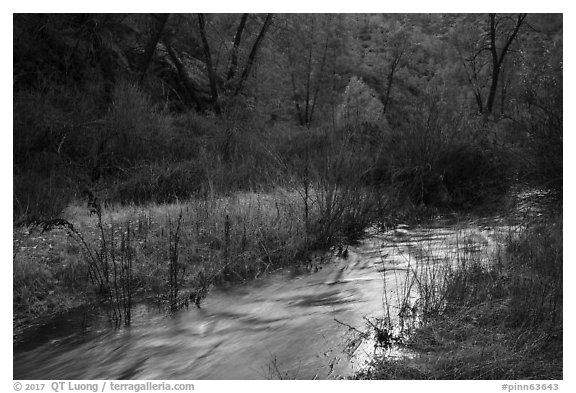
{"left": 13, "top": 13, "right": 563, "bottom": 222}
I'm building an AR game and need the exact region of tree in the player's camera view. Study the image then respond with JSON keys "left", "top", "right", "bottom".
{"left": 138, "top": 14, "right": 171, "bottom": 83}
{"left": 226, "top": 14, "right": 248, "bottom": 83}
{"left": 278, "top": 14, "right": 346, "bottom": 127}
{"left": 451, "top": 13, "right": 527, "bottom": 115}
{"left": 337, "top": 76, "right": 384, "bottom": 129}
{"left": 232, "top": 14, "right": 272, "bottom": 97}
{"left": 451, "top": 16, "right": 488, "bottom": 114}
{"left": 198, "top": 13, "right": 222, "bottom": 114}
{"left": 346, "top": 15, "right": 417, "bottom": 119}
{"left": 195, "top": 13, "right": 273, "bottom": 114}
{"left": 486, "top": 13, "right": 527, "bottom": 114}
{"left": 13, "top": 14, "right": 136, "bottom": 108}
{"left": 382, "top": 27, "right": 410, "bottom": 114}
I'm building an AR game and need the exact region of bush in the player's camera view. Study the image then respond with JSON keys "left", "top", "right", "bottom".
{"left": 376, "top": 105, "right": 515, "bottom": 209}
{"left": 113, "top": 160, "right": 208, "bottom": 204}
{"left": 14, "top": 169, "right": 76, "bottom": 223}
{"left": 13, "top": 86, "right": 100, "bottom": 167}
{"left": 527, "top": 119, "right": 562, "bottom": 196}
{"left": 437, "top": 144, "right": 512, "bottom": 207}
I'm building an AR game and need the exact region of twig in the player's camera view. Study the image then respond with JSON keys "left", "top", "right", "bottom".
{"left": 334, "top": 317, "right": 366, "bottom": 336}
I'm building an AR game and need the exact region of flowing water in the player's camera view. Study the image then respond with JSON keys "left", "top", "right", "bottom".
{"left": 14, "top": 216, "right": 513, "bottom": 380}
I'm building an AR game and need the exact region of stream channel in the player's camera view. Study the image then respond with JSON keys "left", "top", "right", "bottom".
{"left": 14, "top": 216, "right": 511, "bottom": 380}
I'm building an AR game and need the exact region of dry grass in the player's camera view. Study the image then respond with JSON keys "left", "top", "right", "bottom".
{"left": 14, "top": 186, "right": 375, "bottom": 328}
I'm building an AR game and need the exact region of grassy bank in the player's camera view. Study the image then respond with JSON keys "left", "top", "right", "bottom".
{"left": 356, "top": 210, "right": 562, "bottom": 380}
{"left": 14, "top": 185, "right": 381, "bottom": 329}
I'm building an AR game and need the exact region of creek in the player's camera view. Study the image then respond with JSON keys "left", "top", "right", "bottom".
{"left": 14, "top": 216, "right": 511, "bottom": 380}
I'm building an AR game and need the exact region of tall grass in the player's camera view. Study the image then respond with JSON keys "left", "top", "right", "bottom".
{"left": 14, "top": 189, "right": 312, "bottom": 323}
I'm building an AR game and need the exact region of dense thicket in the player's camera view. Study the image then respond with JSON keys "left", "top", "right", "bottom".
{"left": 13, "top": 13, "right": 562, "bottom": 223}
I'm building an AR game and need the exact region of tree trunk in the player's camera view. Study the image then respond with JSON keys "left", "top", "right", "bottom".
{"left": 474, "top": 91, "right": 484, "bottom": 114}
{"left": 290, "top": 71, "right": 304, "bottom": 125}
{"left": 198, "top": 14, "right": 221, "bottom": 115}
{"left": 138, "top": 14, "right": 170, "bottom": 83}
{"left": 500, "top": 59, "right": 508, "bottom": 115}
{"left": 309, "top": 36, "right": 329, "bottom": 126}
{"left": 455, "top": 44, "right": 484, "bottom": 114}
{"left": 382, "top": 61, "right": 397, "bottom": 114}
{"left": 227, "top": 14, "right": 248, "bottom": 83}
{"left": 164, "top": 39, "right": 204, "bottom": 112}
{"left": 90, "top": 27, "right": 115, "bottom": 109}
{"left": 304, "top": 41, "right": 313, "bottom": 125}
{"left": 486, "top": 13, "right": 526, "bottom": 114}
{"left": 383, "top": 45, "right": 405, "bottom": 114}
{"left": 233, "top": 14, "right": 272, "bottom": 97}
{"left": 486, "top": 14, "right": 499, "bottom": 115}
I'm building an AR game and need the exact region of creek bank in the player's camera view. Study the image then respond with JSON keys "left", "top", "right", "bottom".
{"left": 355, "top": 206, "right": 562, "bottom": 380}
{"left": 15, "top": 213, "right": 520, "bottom": 379}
